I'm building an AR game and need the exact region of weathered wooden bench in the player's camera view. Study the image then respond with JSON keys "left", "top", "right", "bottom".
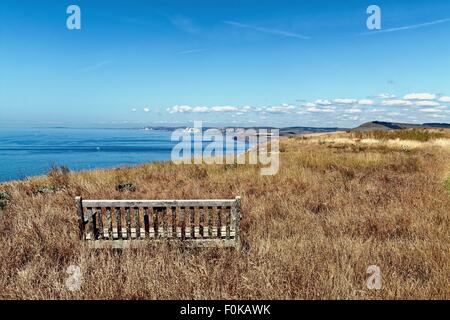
{"left": 75, "top": 196, "right": 241, "bottom": 249}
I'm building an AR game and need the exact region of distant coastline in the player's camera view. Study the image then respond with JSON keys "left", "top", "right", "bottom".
{"left": 140, "top": 120, "right": 450, "bottom": 135}
{"left": 1, "top": 121, "right": 449, "bottom": 183}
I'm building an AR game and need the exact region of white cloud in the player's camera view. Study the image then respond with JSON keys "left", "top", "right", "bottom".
{"left": 376, "top": 93, "right": 396, "bottom": 99}
{"left": 143, "top": 108, "right": 150, "bottom": 112}
{"left": 344, "top": 108, "right": 362, "bottom": 114}
{"left": 314, "top": 99, "right": 332, "bottom": 106}
{"left": 211, "top": 106, "right": 239, "bottom": 112}
{"left": 167, "top": 105, "right": 242, "bottom": 113}
{"left": 265, "top": 104, "right": 295, "bottom": 114}
{"left": 307, "top": 107, "right": 335, "bottom": 113}
{"left": 415, "top": 101, "right": 440, "bottom": 107}
{"left": 334, "top": 98, "right": 357, "bottom": 104}
{"left": 358, "top": 99, "right": 374, "bottom": 106}
{"left": 192, "top": 106, "right": 209, "bottom": 113}
{"left": 381, "top": 99, "right": 413, "bottom": 107}
{"left": 430, "top": 114, "right": 446, "bottom": 118}
{"left": 419, "top": 108, "right": 443, "bottom": 113}
{"left": 403, "top": 93, "right": 437, "bottom": 100}
{"left": 167, "top": 105, "right": 192, "bottom": 113}
{"left": 163, "top": 94, "right": 450, "bottom": 123}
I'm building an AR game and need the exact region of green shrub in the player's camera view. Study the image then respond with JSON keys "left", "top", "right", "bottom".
{"left": 0, "top": 190, "right": 11, "bottom": 210}
{"left": 35, "top": 185, "right": 57, "bottom": 195}
{"left": 444, "top": 177, "right": 450, "bottom": 194}
{"left": 116, "top": 183, "right": 137, "bottom": 193}
{"left": 223, "top": 164, "right": 238, "bottom": 172}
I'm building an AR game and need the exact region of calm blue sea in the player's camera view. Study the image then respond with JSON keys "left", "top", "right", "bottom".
{"left": 0, "top": 127, "right": 249, "bottom": 182}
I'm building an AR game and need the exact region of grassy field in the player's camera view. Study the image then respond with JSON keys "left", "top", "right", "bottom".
{"left": 349, "top": 128, "right": 450, "bottom": 142}
{"left": 0, "top": 129, "right": 449, "bottom": 299}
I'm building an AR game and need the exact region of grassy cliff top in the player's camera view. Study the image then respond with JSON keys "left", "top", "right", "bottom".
{"left": 0, "top": 129, "right": 449, "bottom": 299}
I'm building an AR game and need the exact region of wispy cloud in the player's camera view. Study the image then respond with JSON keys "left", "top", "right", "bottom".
{"left": 170, "top": 15, "right": 200, "bottom": 34}
{"left": 223, "top": 20, "right": 310, "bottom": 40}
{"left": 359, "top": 18, "right": 450, "bottom": 36}
{"left": 176, "top": 48, "right": 207, "bottom": 55}
{"left": 82, "top": 60, "right": 113, "bottom": 72}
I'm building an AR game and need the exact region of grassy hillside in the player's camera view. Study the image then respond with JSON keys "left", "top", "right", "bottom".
{"left": 0, "top": 129, "right": 449, "bottom": 299}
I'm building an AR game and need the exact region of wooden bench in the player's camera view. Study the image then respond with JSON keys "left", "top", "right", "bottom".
{"left": 75, "top": 196, "right": 241, "bottom": 249}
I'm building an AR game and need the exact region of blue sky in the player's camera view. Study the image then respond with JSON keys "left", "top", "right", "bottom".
{"left": 1, "top": 0, "right": 450, "bottom": 127}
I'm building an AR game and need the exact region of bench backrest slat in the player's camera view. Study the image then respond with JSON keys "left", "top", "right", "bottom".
{"left": 75, "top": 197, "right": 241, "bottom": 249}
{"left": 81, "top": 199, "right": 237, "bottom": 208}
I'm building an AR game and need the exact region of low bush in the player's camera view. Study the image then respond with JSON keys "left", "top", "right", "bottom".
{"left": 0, "top": 190, "right": 11, "bottom": 210}
{"left": 116, "top": 182, "right": 137, "bottom": 193}
{"left": 34, "top": 185, "right": 57, "bottom": 195}
{"left": 444, "top": 177, "right": 450, "bottom": 194}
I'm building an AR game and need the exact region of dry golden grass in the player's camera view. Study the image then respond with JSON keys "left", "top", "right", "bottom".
{"left": 349, "top": 128, "right": 450, "bottom": 142}
{"left": 0, "top": 129, "right": 449, "bottom": 300}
